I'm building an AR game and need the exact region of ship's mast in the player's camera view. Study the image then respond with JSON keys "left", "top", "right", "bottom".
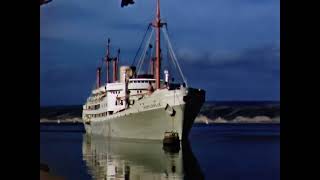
{"left": 113, "top": 49, "right": 120, "bottom": 82}
{"left": 106, "top": 38, "right": 111, "bottom": 83}
{"left": 96, "top": 67, "right": 101, "bottom": 88}
{"left": 154, "top": 0, "right": 162, "bottom": 89}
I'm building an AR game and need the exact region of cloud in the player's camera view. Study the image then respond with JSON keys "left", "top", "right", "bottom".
{"left": 40, "top": 0, "right": 279, "bottom": 105}
{"left": 41, "top": 0, "right": 279, "bottom": 47}
{"left": 176, "top": 43, "right": 279, "bottom": 68}
{"left": 172, "top": 44, "right": 280, "bottom": 100}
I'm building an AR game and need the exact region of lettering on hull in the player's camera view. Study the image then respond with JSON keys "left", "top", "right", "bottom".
{"left": 143, "top": 102, "right": 161, "bottom": 110}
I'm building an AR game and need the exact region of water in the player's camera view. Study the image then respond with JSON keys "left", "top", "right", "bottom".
{"left": 40, "top": 123, "right": 280, "bottom": 180}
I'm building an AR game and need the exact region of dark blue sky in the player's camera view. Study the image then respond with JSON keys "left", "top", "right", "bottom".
{"left": 40, "top": 0, "right": 280, "bottom": 106}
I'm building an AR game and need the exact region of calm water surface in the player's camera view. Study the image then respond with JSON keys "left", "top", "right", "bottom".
{"left": 40, "top": 123, "right": 280, "bottom": 180}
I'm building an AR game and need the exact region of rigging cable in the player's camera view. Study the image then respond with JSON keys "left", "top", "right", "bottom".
{"left": 162, "top": 28, "right": 188, "bottom": 87}
{"left": 166, "top": 47, "right": 175, "bottom": 82}
{"left": 167, "top": 43, "right": 182, "bottom": 82}
{"left": 145, "top": 44, "right": 153, "bottom": 74}
{"left": 162, "top": 26, "right": 181, "bottom": 81}
{"left": 131, "top": 24, "right": 151, "bottom": 66}
{"left": 163, "top": 36, "right": 175, "bottom": 80}
{"left": 137, "top": 28, "right": 154, "bottom": 74}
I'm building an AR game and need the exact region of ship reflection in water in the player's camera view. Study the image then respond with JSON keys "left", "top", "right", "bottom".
{"left": 82, "top": 134, "right": 204, "bottom": 180}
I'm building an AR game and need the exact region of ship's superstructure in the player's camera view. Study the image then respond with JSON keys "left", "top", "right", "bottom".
{"left": 82, "top": 0, "right": 205, "bottom": 140}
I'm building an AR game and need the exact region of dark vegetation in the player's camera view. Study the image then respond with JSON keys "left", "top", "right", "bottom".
{"left": 40, "top": 101, "right": 280, "bottom": 121}
{"left": 40, "top": 105, "right": 82, "bottom": 120}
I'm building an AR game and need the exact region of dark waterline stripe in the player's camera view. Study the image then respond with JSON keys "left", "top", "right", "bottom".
{"left": 40, "top": 130, "right": 85, "bottom": 133}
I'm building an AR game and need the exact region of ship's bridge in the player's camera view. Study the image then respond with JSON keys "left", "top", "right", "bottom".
{"left": 128, "top": 78, "right": 155, "bottom": 90}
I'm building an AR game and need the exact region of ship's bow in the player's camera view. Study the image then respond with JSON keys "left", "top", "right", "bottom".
{"left": 181, "top": 88, "right": 206, "bottom": 140}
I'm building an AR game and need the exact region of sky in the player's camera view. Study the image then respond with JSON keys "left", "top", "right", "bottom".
{"left": 40, "top": 0, "right": 280, "bottom": 106}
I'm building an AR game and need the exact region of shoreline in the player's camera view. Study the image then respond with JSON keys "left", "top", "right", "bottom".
{"left": 194, "top": 115, "right": 280, "bottom": 124}
{"left": 40, "top": 102, "right": 279, "bottom": 125}
{"left": 40, "top": 117, "right": 280, "bottom": 125}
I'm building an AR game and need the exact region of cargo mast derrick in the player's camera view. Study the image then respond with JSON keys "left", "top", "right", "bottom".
{"left": 113, "top": 49, "right": 120, "bottom": 82}
{"left": 153, "top": 0, "right": 163, "bottom": 89}
{"left": 105, "top": 38, "right": 111, "bottom": 84}
{"left": 96, "top": 67, "right": 101, "bottom": 88}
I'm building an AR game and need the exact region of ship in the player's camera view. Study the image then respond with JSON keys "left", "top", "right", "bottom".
{"left": 82, "top": 0, "right": 205, "bottom": 141}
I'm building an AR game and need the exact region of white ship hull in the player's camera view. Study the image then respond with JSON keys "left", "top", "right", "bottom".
{"left": 83, "top": 88, "right": 205, "bottom": 140}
